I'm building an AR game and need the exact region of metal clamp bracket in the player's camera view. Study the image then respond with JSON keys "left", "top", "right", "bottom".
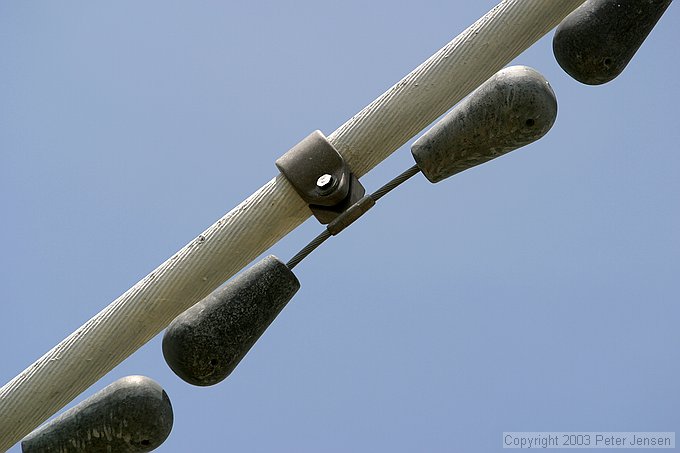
{"left": 276, "top": 130, "right": 365, "bottom": 224}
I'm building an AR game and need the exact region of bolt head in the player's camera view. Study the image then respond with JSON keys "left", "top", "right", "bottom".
{"left": 316, "top": 174, "right": 334, "bottom": 190}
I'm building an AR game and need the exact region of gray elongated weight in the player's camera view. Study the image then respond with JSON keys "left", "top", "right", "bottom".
{"left": 553, "top": 0, "right": 672, "bottom": 85}
{"left": 162, "top": 255, "right": 300, "bottom": 386}
{"left": 21, "top": 376, "right": 173, "bottom": 453}
{"left": 411, "top": 65, "right": 557, "bottom": 183}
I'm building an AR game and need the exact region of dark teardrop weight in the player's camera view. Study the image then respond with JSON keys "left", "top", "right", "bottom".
{"left": 412, "top": 66, "right": 557, "bottom": 183}
{"left": 553, "top": 0, "right": 672, "bottom": 85}
{"left": 163, "top": 255, "right": 300, "bottom": 386}
{"left": 21, "top": 376, "right": 173, "bottom": 453}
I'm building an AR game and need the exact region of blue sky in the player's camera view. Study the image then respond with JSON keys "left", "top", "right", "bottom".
{"left": 1, "top": 1, "right": 678, "bottom": 451}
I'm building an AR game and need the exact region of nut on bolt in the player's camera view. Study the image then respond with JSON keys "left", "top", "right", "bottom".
{"left": 316, "top": 174, "right": 335, "bottom": 190}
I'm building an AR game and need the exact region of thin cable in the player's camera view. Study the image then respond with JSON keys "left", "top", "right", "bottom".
{"left": 287, "top": 164, "right": 421, "bottom": 269}
{"left": 371, "top": 164, "right": 420, "bottom": 201}
{"left": 286, "top": 230, "right": 331, "bottom": 270}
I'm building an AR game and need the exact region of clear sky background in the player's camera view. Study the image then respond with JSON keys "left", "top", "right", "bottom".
{"left": 1, "top": 1, "right": 678, "bottom": 452}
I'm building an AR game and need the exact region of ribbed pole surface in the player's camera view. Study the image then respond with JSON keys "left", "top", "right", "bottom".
{"left": 0, "top": 1, "right": 585, "bottom": 449}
